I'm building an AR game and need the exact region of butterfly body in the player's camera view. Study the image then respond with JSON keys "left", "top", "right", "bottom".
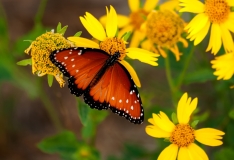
{"left": 50, "top": 47, "right": 144, "bottom": 124}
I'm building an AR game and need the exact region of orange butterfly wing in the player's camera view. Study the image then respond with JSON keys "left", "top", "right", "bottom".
{"left": 83, "top": 62, "right": 144, "bottom": 124}
{"left": 50, "top": 48, "right": 109, "bottom": 96}
{"left": 50, "top": 48, "right": 144, "bottom": 124}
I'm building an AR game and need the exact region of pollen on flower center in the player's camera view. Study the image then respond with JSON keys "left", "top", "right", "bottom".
{"left": 100, "top": 37, "right": 126, "bottom": 60}
{"left": 146, "top": 10, "right": 184, "bottom": 47}
{"left": 170, "top": 124, "right": 195, "bottom": 147}
{"left": 130, "top": 9, "right": 148, "bottom": 29}
{"left": 205, "top": 0, "right": 230, "bottom": 23}
{"left": 25, "top": 31, "right": 71, "bottom": 87}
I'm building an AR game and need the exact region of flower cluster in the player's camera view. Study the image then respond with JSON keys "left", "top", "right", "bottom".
{"left": 18, "top": 1, "right": 228, "bottom": 159}
{"left": 24, "top": 31, "right": 71, "bottom": 87}
{"left": 146, "top": 93, "right": 224, "bottom": 160}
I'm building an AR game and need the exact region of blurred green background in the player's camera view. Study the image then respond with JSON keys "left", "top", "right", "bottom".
{"left": 0, "top": 0, "right": 234, "bottom": 160}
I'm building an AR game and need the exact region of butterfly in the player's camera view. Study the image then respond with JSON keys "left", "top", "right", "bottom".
{"left": 49, "top": 47, "right": 144, "bottom": 124}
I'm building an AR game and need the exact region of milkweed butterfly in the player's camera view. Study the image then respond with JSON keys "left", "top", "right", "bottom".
{"left": 49, "top": 47, "right": 144, "bottom": 124}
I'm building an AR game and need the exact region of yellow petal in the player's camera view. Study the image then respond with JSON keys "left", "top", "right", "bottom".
{"left": 220, "top": 24, "right": 234, "bottom": 53}
{"left": 118, "top": 25, "right": 134, "bottom": 38}
{"left": 143, "top": 0, "right": 159, "bottom": 12}
{"left": 148, "top": 118, "right": 155, "bottom": 125}
{"left": 80, "top": 16, "right": 106, "bottom": 41}
{"left": 129, "top": 30, "right": 146, "bottom": 48}
{"left": 227, "top": 0, "right": 234, "bottom": 6}
{"left": 206, "top": 23, "right": 222, "bottom": 54}
{"left": 153, "top": 112, "right": 175, "bottom": 133}
{"left": 158, "top": 144, "right": 178, "bottom": 160}
{"left": 128, "top": 0, "right": 140, "bottom": 12}
{"left": 100, "top": 14, "right": 130, "bottom": 28}
{"left": 119, "top": 60, "right": 141, "bottom": 87}
{"left": 106, "top": 6, "right": 118, "bottom": 38}
{"left": 223, "top": 13, "right": 234, "bottom": 33}
{"left": 189, "top": 14, "right": 209, "bottom": 36}
{"left": 158, "top": 46, "right": 168, "bottom": 58}
{"left": 177, "top": 93, "right": 198, "bottom": 124}
{"left": 188, "top": 143, "right": 209, "bottom": 160}
{"left": 193, "top": 21, "right": 210, "bottom": 45}
{"left": 177, "top": 147, "right": 191, "bottom": 160}
{"left": 185, "top": 13, "right": 208, "bottom": 34}
{"left": 160, "top": 0, "right": 180, "bottom": 11}
{"left": 179, "top": 0, "right": 205, "bottom": 13}
{"left": 67, "top": 37, "right": 100, "bottom": 48}
{"left": 211, "top": 52, "right": 234, "bottom": 80}
{"left": 195, "top": 128, "right": 225, "bottom": 146}
{"left": 141, "top": 39, "right": 152, "bottom": 51}
{"left": 126, "top": 47, "right": 159, "bottom": 66}
{"left": 169, "top": 45, "right": 181, "bottom": 61}
{"left": 145, "top": 125, "right": 171, "bottom": 138}
{"left": 25, "top": 45, "right": 32, "bottom": 54}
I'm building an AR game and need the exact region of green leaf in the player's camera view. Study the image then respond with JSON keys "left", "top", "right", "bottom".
{"left": 56, "top": 22, "right": 62, "bottom": 33}
{"left": 171, "top": 112, "right": 178, "bottom": 124}
{"left": 122, "top": 32, "right": 132, "bottom": 42}
{"left": 38, "top": 130, "right": 100, "bottom": 160}
{"left": 184, "top": 68, "right": 216, "bottom": 84}
{"left": 226, "top": 123, "right": 234, "bottom": 147}
{"left": 23, "top": 40, "right": 33, "bottom": 43}
{"left": 47, "top": 74, "right": 54, "bottom": 87}
{"left": 229, "top": 109, "right": 234, "bottom": 120}
{"left": 214, "top": 148, "right": 234, "bottom": 160}
{"left": 191, "top": 120, "right": 199, "bottom": 128}
{"left": 77, "top": 98, "right": 90, "bottom": 126}
{"left": 59, "top": 25, "right": 68, "bottom": 35}
{"left": 81, "top": 120, "right": 95, "bottom": 140}
{"left": 37, "top": 131, "right": 79, "bottom": 154}
{"left": 16, "top": 59, "right": 32, "bottom": 66}
{"left": 74, "top": 31, "right": 82, "bottom": 37}
{"left": 81, "top": 109, "right": 108, "bottom": 140}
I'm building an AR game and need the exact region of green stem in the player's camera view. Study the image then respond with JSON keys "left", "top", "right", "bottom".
{"left": 176, "top": 45, "right": 195, "bottom": 89}
{"left": 38, "top": 82, "right": 63, "bottom": 131}
{"left": 165, "top": 56, "right": 176, "bottom": 94}
{"left": 164, "top": 56, "right": 178, "bottom": 106}
{"left": 34, "top": 0, "right": 48, "bottom": 25}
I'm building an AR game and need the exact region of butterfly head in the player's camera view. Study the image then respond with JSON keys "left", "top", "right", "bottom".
{"left": 99, "top": 37, "right": 126, "bottom": 60}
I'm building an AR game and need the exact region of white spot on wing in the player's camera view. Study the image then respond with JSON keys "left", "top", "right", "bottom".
{"left": 71, "top": 58, "right": 74, "bottom": 61}
{"left": 126, "top": 99, "right": 129, "bottom": 103}
{"left": 119, "top": 99, "right": 122, "bottom": 103}
{"left": 131, "top": 106, "right": 134, "bottom": 110}
{"left": 111, "top": 97, "right": 115, "bottom": 100}
{"left": 78, "top": 50, "right": 82, "bottom": 55}
{"left": 72, "top": 65, "right": 75, "bottom": 67}
{"left": 64, "top": 56, "right": 68, "bottom": 59}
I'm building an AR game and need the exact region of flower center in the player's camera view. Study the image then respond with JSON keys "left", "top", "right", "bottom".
{"left": 27, "top": 32, "right": 71, "bottom": 87}
{"left": 205, "top": 0, "right": 230, "bottom": 23}
{"left": 170, "top": 124, "right": 195, "bottom": 147}
{"left": 146, "top": 10, "right": 184, "bottom": 47}
{"left": 130, "top": 9, "right": 148, "bottom": 29}
{"left": 100, "top": 37, "right": 126, "bottom": 60}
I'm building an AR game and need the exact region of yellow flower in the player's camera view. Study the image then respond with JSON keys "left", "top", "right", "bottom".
{"left": 160, "top": 0, "right": 180, "bottom": 11}
{"left": 25, "top": 31, "right": 71, "bottom": 87}
{"left": 211, "top": 52, "right": 234, "bottom": 80}
{"left": 141, "top": 10, "right": 188, "bottom": 61}
{"left": 100, "top": 0, "right": 159, "bottom": 48}
{"left": 179, "top": 0, "right": 234, "bottom": 55}
{"left": 146, "top": 93, "right": 225, "bottom": 160}
{"left": 68, "top": 6, "right": 159, "bottom": 87}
